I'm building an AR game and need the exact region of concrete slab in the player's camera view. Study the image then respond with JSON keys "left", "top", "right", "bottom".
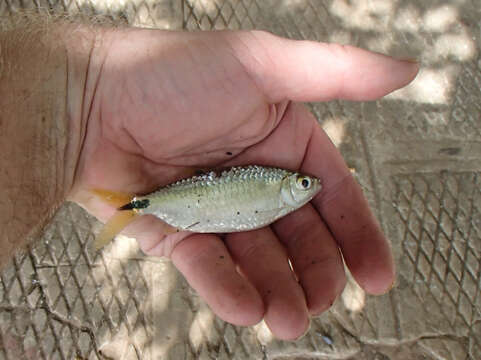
{"left": 0, "top": 0, "right": 480, "bottom": 359}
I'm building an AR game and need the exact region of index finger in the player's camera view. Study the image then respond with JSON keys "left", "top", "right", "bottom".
{"left": 302, "top": 122, "right": 395, "bottom": 294}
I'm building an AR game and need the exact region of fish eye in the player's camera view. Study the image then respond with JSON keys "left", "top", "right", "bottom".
{"left": 296, "top": 176, "right": 311, "bottom": 190}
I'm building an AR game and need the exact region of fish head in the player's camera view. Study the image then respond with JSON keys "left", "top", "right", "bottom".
{"left": 281, "top": 173, "right": 322, "bottom": 208}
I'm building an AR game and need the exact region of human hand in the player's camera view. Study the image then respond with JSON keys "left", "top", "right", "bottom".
{"left": 70, "top": 29, "right": 418, "bottom": 340}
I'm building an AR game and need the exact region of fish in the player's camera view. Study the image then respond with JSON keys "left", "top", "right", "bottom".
{"left": 94, "top": 165, "right": 322, "bottom": 249}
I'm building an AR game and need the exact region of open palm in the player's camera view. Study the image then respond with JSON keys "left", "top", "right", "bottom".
{"left": 70, "top": 29, "right": 418, "bottom": 340}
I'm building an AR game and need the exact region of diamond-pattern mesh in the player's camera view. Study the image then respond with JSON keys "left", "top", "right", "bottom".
{"left": 450, "top": 62, "right": 481, "bottom": 138}
{"left": 372, "top": 59, "right": 481, "bottom": 142}
{"left": 0, "top": 204, "right": 153, "bottom": 359}
{"left": 183, "top": 0, "right": 260, "bottom": 31}
{"left": 393, "top": 171, "right": 481, "bottom": 359}
{"left": 183, "top": 0, "right": 338, "bottom": 39}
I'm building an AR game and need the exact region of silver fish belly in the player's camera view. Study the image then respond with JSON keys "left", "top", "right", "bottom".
{"left": 135, "top": 165, "right": 321, "bottom": 233}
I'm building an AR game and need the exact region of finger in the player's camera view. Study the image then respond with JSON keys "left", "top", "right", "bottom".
{"left": 272, "top": 203, "right": 346, "bottom": 316}
{"left": 300, "top": 113, "right": 395, "bottom": 294}
{"left": 171, "top": 234, "right": 264, "bottom": 326}
{"left": 225, "top": 228, "right": 309, "bottom": 340}
{"left": 225, "top": 31, "right": 419, "bottom": 103}
{"left": 122, "top": 214, "right": 187, "bottom": 257}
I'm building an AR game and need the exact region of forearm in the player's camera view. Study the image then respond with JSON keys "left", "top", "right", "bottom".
{"left": 0, "top": 13, "right": 101, "bottom": 266}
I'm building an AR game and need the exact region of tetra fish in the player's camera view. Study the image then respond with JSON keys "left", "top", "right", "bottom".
{"left": 94, "top": 165, "right": 321, "bottom": 249}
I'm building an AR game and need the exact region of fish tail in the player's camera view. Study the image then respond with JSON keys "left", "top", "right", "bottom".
{"left": 90, "top": 188, "right": 135, "bottom": 208}
{"left": 91, "top": 188, "right": 139, "bottom": 250}
{"left": 94, "top": 210, "right": 138, "bottom": 250}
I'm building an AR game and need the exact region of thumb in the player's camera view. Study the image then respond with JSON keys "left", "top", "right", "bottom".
{"left": 224, "top": 30, "right": 419, "bottom": 103}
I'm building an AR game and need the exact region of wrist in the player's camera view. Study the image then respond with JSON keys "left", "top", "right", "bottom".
{"left": 0, "top": 14, "right": 107, "bottom": 263}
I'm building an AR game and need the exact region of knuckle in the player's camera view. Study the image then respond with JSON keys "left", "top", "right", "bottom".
{"left": 235, "top": 240, "right": 272, "bottom": 262}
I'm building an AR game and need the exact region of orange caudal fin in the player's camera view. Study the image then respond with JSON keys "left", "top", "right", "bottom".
{"left": 90, "top": 188, "right": 135, "bottom": 208}
{"left": 94, "top": 210, "right": 138, "bottom": 250}
{"left": 90, "top": 189, "right": 137, "bottom": 250}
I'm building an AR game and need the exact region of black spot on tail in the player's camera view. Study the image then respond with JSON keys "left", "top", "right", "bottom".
{"left": 118, "top": 199, "right": 150, "bottom": 210}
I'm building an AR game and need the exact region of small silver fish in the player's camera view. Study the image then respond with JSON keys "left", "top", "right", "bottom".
{"left": 95, "top": 165, "right": 321, "bottom": 248}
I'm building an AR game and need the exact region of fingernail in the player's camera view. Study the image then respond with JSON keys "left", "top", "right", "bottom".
{"left": 395, "top": 56, "right": 419, "bottom": 64}
{"left": 387, "top": 277, "right": 396, "bottom": 291}
{"left": 295, "top": 317, "right": 311, "bottom": 341}
{"left": 397, "top": 57, "right": 419, "bottom": 64}
{"left": 376, "top": 277, "right": 396, "bottom": 296}
{"left": 309, "top": 297, "right": 337, "bottom": 318}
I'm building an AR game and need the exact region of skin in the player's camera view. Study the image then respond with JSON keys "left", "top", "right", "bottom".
{"left": 0, "top": 17, "right": 418, "bottom": 341}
